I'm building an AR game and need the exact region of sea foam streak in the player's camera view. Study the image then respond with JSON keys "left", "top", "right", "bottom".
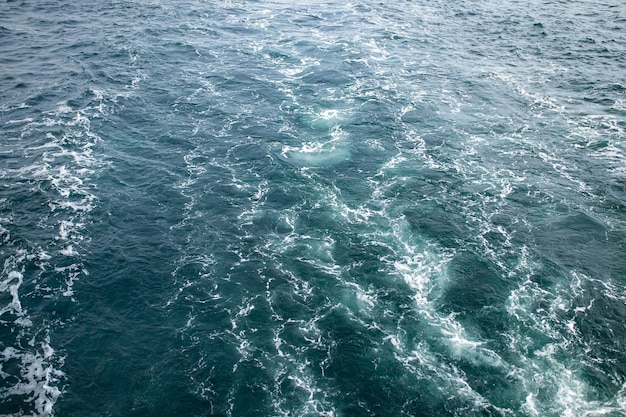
{"left": 0, "top": 81, "right": 119, "bottom": 414}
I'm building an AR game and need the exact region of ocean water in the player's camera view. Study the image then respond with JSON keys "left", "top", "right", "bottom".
{"left": 1, "top": 0, "right": 625, "bottom": 416}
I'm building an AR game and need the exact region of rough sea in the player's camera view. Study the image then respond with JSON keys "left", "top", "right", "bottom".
{"left": 1, "top": 1, "right": 626, "bottom": 416}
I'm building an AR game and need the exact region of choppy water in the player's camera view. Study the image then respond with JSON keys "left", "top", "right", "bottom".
{"left": 1, "top": 1, "right": 626, "bottom": 416}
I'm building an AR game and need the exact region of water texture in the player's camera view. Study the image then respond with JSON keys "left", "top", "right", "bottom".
{"left": 1, "top": 1, "right": 625, "bottom": 416}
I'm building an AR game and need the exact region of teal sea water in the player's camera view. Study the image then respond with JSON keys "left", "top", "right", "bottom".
{"left": 1, "top": 1, "right": 626, "bottom": 416}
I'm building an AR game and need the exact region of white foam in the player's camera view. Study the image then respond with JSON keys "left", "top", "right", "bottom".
{"left": 282, "top": 141, "right": 351, "bottom": 167}
{"left": 503, "top": 258, "right": 626, "bottom": 415}
{"left": 384, "top": 334, "right": 403, "bottom": 352}
{"left": 0, "top": 337, "right": 65, "bottom": 417}
{"left": 0, "top": 253, "right": 65, "bottom": 414}
{"left": 309, "top": 109, "right": 345, "bottom": 131}
{"left": 521, "top": 393, "right": 540, "bottom": 417}
{"left": 38, "top": 252, "right": 52, "bottom": 261}
{"left": 276, "top": 57, "right": 321, "bottom": 79}
{"left": 0, "top": 271, "right": 24, "bottom": 317}
{"left": 59, "top": 245, "right": 79, "bottom": 257}
{"left": 268, "top": 320, "right": 338, "bottom": 417}
{"left": 4, "top": 117, "right": 34, "bottom": 125}
{"left": 55, "top": 103, "right": 73, "bottom": 115}
{"left": 0, "top": 82, "right": 108, "bottom": 417}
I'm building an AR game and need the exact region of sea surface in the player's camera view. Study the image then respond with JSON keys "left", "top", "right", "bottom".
{"left": 1, "top": 1, "right": 626, "bottom": 416}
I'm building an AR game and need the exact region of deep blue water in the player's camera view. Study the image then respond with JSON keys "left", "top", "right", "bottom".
{"left": 1, "top": 1, "right": 626, "bottom": 416}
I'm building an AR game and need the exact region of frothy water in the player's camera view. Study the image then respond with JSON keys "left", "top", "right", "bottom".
{"left": 1, "top": 1, "right": 625, "bottom": 416}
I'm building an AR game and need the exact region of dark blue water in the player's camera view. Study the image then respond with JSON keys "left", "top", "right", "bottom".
{"left": 1, "top": 1, "right": 626, "bottom": 416}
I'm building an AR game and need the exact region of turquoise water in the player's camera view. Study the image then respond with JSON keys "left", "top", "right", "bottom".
{"left": 1, "top": 1, "right": 626, "bottom": 416}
